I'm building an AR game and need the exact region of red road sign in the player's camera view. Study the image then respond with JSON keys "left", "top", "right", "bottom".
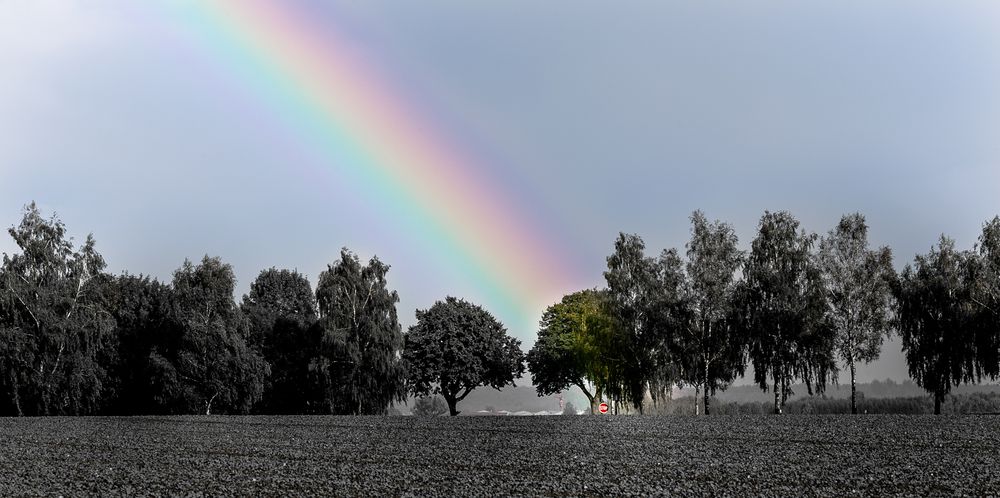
{"left": 599, "top": 402, "right": 609, "bottom": 414}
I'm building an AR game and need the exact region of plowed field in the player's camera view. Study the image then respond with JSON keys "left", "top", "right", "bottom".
{"left": 1, "top": 415, "right": 997, "bottom": 496}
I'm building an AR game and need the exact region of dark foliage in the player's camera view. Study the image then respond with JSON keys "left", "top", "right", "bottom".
{"left": 314, "top": 249, "right": 406, "bottom": 415}
{"left": 104, "top": 273, "right": 178, "bottom": 415}
{"left": 148, "top": 256, "right": 269, "bottom": 415}
{"left": 736, "top": 211, "right": 837, "bottom": 414}
{"left": 0, "top": 203, "right": 116, "bottom": 416}
{"left": 4, "top": 202, "right": 1000, "bottom": 418}
{"left": 241, "top": 268, "right": 323, "bottom": 414}
{"left": 403, "top": 297, "right": 525, "bottom": 416}
{"left": 896, "top": 237, "right": 979, "bottom": 414}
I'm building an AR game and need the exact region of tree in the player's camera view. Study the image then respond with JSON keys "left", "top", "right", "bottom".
{"left": 149, "top": 256, "right": 268, "bottom": 414}
{"left": 526, "top": 289, "right": 615, "bottom": 414}
{"left": 737, "top": 211, "right": 837, "bottom": 414}
{"left": 603, "top": 233, "right": 668, "bottom": 412}
{"left": 818, "top": 213, "right": 896, "bottom": 414}
{"left": 646, "top": 248, "right": 689, "bottom": 408}
{"left": 411, "top": 395, "right": 448, "bottom": 417}
{"left": 105, "top": 273, "right": 178, "bottom": 415}
{"left": 314, "top": 249, "right": 406, "bottom": 415}
{"left": 897, "top": 237, "right": 978, "bottom": 414}
{"left": 403, "top": 297, "right": 525, "bottom": 416}
{"left": 242, "top": 267, "right": 317, "bottom": 345}
{"left": 0, "top": 203, "right": 116, "bottom": 416}
{"left": 241, "top": 268, "right": 322, "bottom": 413}
{"left": 676, "top": 211, "right": 746, "bottom": 415}
{"left": 972, "top": 217, "right": 1000, "bottom": 381}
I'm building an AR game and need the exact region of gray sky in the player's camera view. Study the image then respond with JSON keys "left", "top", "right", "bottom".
{"left": 2, "top": 1, "right": 1000, "bottom": 384}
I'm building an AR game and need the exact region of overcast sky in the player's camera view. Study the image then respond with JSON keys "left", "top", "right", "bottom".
{"left": 3, "top": 1, "right": 1000, "bottom": 384}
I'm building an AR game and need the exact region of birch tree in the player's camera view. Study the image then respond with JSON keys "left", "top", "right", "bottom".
{"left": 315, "top": 249, "right": 406, "bottom": 415}
{"left": 0, "top": 203, "right": 115, "bottom": 416}
{"left": 973, "top": 217, "right": 1000, "bottom": 381}
{"left": 897, "top": 237, "right": 978, "bottom": 414}
{"left": 604, "top": 233, "right": 665, "bottom": 411}
{"left": 738, "top": 211, "right": 837, "bottom": 414}
{"left": 818, "top": 213, "right": 896, "bottom": 414}
{"left": 676, "top": 211, "right": 746, "bottom": 415}
{"left": 150, "top": 256, "right": 268, "bottom": 415}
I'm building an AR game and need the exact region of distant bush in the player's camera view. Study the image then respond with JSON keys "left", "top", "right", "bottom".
{"left": 654, "top": 392, "right": 1000, "bottom": 415}
{"left": 562, "top": 401, "right": 578, "bottom": 415}
{"left": 412, "top": 396, "right": 448, "bottom": 417}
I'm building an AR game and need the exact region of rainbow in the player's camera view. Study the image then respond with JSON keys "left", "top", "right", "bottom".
{"left": 162, "top": 0, "right": 579, "bottom": 335}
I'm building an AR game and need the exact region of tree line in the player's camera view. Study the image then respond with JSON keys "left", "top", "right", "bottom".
{"left": 528, "top": 210, "right": 1000, "bottom": 415}
{"left": 0, "top": 203, "right": 525, "bottom": 416}
{"left": 2, "top": 203, "right": 998, "bottom": 416}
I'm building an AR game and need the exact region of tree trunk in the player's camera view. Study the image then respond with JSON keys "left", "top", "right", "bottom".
{"left": 581, "top": 389, "right": 596, "bottom": 415}
{"left": 774, "top": 367, "right": 785, "bottom": 415}
{"left": 934, "top": 392, "right": 943, "bottom": 415}
{"left": 850, "top": 359, "right": 858, "bottom": 415}
{"left": 703, "top": 359, "right": 711, "bottom": 416}
{"left": 773, "top": 382, "right": 781, "bottom": 415}
{"left": 444, "top": 393, "right": 459, "bottom": 416}
{"left": 694, "top": 385, "right": 700, "bottom": 415}
{"left": 780, "top": 377, "right": 788, "bottom": 411}
{"left": 11, "top": 376, "right": 23, "bottom": 417}
{"left": 205, "top": 392, "right": 219, "bottom": 415}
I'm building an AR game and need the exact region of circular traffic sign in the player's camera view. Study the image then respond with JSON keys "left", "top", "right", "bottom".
{"left": 599, "top": 402, "right": 609, "bottom": 414}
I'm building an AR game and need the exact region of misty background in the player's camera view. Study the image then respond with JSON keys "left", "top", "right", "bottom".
{"left": 3, "top": 1, "right": 1000, "bottom": 389}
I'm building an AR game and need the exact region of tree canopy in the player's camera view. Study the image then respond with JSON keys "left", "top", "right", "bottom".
{"left": 403, "top": 297, "right": 525, "bottom": 416}
{"left": 149, "top": 256, "right": 268, "bottom": 415}
{"left": 4, "top": 202, "right": 1000, "bottom": 417}
{"left": 897, "top": 237, "right": 979, "bottom": 414}
{"left": 314, "top": 249, "right": 406, "bottom": 415}
{"left": 526, "top": 289, "right": 615, "bottom": 414}
{"left": 242, "top": 268, "right": 321, "bottom": 414}
{"left": 818, "top": 213, "right": 896, "bottom": 414}
{"left": 603, "top": 233, "right": 670, "bottom": 411}
{"left": 0, "top": 202, "right": 115, "bottom": 416}
{"left": 675, "top": 210, "right": 746, "bottom": 415}
{"left": 737, "top": 211, "right": 836, "bottom": 414}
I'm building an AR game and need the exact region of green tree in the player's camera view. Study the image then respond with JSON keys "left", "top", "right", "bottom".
{"left": 0, "top": 203, "right": 116, "bottom": 416}
{"left": 818, "top": 213, "right": 896, "bottom": 414}
{"left": 403, "top": 297, "right": 525, "bottom": 416}
{"left": 241, "top": 268, "right": 321, "bottom": 413}
{"left": 897, "top": 237, "right": 978, "bottom": 414}
{"left": 149, "top": 256, "right": 268, "bottom": 415}
{"left": 526, "top": 289, "right": 615, "bottom": 414}
{"left": 737, "top": 211, "right": 836, "bottom": 414}
{"left": 315, "top": 249, "right": 406, "bottom": 415}
{"left": 677, "top": 211, "right": 746, "bottom": 415}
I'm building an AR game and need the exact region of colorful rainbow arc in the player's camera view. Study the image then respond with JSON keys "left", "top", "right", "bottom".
{"left": 166, "top": 0, "right": 577, "bottom": 333}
